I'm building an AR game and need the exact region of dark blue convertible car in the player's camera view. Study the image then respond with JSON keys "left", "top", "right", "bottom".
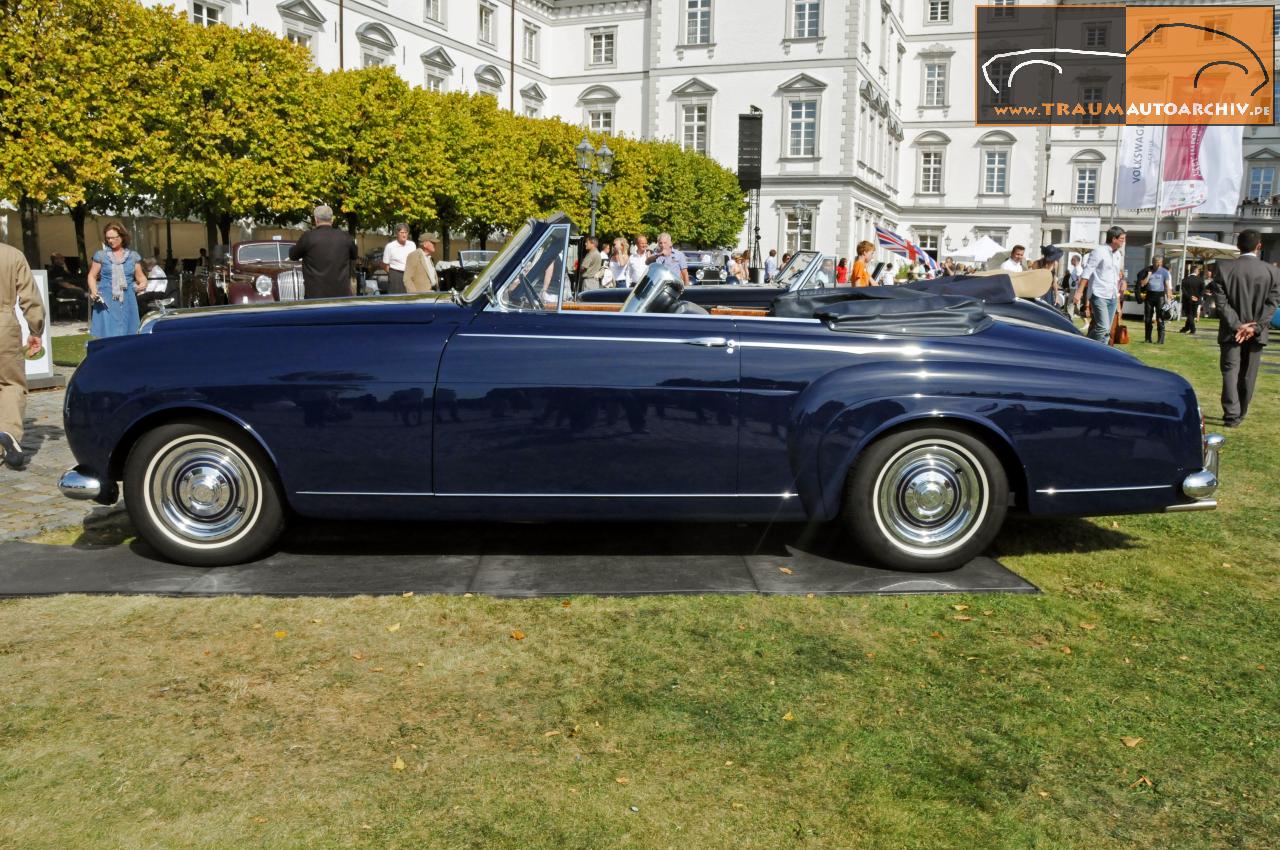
{"left": 59, "top": 214, "right": 1223, "bottom": 570}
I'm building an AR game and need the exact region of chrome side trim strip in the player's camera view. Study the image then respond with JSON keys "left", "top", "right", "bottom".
{"left": 1035, "top": 484, "right": 1170, "bottom": 495}
{"left": 297, "top": 491, "right": 796, "bottom": 498}
{"left": 1165, "top": 500, "right": 1217, "bottom": 513}
{"left": 738, "top": 340, "right": 926, "bottom": 357}
{"left": 458, "top": 333, "right": 721, "bottom": 346}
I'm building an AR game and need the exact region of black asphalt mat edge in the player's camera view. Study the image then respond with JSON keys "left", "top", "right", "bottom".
{"left": 0, "top": 521, "right": 1038, "bottom": 598}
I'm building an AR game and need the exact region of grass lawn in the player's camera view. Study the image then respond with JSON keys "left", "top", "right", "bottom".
{"left": 52, "top": 332, "right": 89, "bottom": 367}
{"left": 2, "top": 322, "right": 1277, "bottom": 849}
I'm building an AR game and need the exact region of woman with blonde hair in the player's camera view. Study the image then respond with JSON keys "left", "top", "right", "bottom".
{"left": 86, "top": 221, "right": 148, "bottom": 338}
{"left": 607, "top": 237, "right": 634, "bottom": 288}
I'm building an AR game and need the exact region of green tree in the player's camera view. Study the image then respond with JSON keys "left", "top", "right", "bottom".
{"left": 640, "top": 142, "right": 746, "bottom": 247}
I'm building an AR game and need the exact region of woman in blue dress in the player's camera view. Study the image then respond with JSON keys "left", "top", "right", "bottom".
{"left": 86, "top": 221, "right": 148, "bottom": 338}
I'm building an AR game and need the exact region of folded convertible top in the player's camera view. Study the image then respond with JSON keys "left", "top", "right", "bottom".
{"left": 805, "top": 292, "right": 994, "bottom": 336}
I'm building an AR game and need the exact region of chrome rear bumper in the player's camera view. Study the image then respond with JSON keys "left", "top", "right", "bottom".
{"left": 1166, "top": 432, "right": 1224, "bottom": 512}
{"left": 59, "top": 467, "right": 102, "bottom": 501}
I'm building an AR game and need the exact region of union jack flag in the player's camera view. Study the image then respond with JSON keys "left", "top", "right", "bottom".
{"left": 876, "top": 225, "right": 942, "bottom": 274}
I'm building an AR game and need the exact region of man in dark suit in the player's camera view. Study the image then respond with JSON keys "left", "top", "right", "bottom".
{"left": 1178, "top": 264, "right": 1204, "bottom": 334}
{"left": 1211, "top": 229, "right": 1280, "bottom": 428}
{"left": 289, "top": 204, "right": 357, "bottom": 299}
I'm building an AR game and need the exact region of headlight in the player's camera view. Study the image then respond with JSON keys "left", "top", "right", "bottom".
{"left": 254, "top": 275, "right": 273, "bottom": 295}
{"left": 695, "top": 268, "right": 705, "bottom": 281}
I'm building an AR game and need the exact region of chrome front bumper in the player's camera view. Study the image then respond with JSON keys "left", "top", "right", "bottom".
{"left": 59, "top": 467, "right": 102, "bottom": 501}
{"left": 1167, "top": 432, "right": 1224, "bottom": 512}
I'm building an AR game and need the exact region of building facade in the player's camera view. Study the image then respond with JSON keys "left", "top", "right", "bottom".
{"left": 149, "top": 0, "right": 1280, "bottom": 265}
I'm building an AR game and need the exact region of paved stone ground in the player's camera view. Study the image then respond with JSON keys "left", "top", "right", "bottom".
{"left": 0, "top": 377, "right": 124, "bottom": 541}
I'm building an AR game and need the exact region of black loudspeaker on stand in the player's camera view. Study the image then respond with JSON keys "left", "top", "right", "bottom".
{"left": 738, "top": 112, "right": 763, "bottom": 282}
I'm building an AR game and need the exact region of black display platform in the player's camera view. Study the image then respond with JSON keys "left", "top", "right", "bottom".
{"left": 0, "top": 521, "right": 1038, "bottom": 598}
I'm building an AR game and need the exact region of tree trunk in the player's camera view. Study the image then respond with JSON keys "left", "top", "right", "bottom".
{"left": 476, "top": 226, "right": 490, "bottom": 251}
{"left": 165, "top": 216, "right": 173, "bottom": 264}
{"left": 204, "top": 213, "right": 218, "bottom": 255}
{"left": 345, "top": 211, "right": 358, "bottom": 237}
{"left": 441, "top": 225, "right": 451, "bottom": 262}
{"left": 18, "top": 197, "right": 41, "bottom": 267}
{"left": 218, "top": 213, "right": 232, "bottom": 247}
{"left": 71, "top": 203, "right": 88, "bottom": 269}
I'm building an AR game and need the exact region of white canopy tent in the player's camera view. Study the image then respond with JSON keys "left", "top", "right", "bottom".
{"left": 968, "top": 236, "right": 1007, "bottom": 264}
{"left": 1156, "top": 235, "right": 1240, "bottom": 260}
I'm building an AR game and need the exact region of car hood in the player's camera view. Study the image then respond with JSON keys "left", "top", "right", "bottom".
{"left": 143, "top": 292, "right": 462, "bottom": 333}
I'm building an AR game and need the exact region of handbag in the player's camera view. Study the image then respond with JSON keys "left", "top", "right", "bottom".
{"left": 1109, "top": 305, "right": 1129, "bottom": 346}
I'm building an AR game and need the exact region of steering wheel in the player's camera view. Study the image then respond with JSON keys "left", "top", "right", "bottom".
{"left": 508, "top": 271, "right": 543, "bottom": 310}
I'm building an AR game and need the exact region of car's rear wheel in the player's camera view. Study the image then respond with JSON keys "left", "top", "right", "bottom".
{"left": 124, "top": 420, "right": 285, "bottom": 567}
{"left": 844, "top": 427, "right": 1008, "bottom": 572}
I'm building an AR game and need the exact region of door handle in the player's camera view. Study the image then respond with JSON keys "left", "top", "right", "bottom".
{"left": 684, "top": 336, "right": 734, "bottom": 348}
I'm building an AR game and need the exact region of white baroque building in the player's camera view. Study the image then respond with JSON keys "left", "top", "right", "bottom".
{"left": 155, "top": 0, "right": 1280, "bottom": 264}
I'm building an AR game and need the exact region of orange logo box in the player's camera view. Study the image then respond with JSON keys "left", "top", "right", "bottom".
{"left": 1126, "top": 6, "right": 1273, "bottom": 125}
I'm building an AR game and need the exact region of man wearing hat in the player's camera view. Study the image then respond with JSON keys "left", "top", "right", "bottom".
{"left": 1032, "top": 245, "right": 1064, "bottom": 306}
{"left": 0, "top": 243, "right": 45, "bottom": 470}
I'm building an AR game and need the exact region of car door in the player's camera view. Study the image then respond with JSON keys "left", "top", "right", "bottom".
{"left": 433, "top": 225, "right": 741, "bottom": 502}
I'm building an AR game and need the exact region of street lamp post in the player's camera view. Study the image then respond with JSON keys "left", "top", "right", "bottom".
{"left": 575, "top": 137, "right": 614, "bottom": 239}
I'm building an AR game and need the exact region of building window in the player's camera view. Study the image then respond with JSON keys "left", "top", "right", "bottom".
{"left": 1075, "top": 167, "right": 1099, "bottom": 204}
{"left": 523, "top": 23, "right": 539, "bottom": 65}
{"left": 987, "top": 59, "right": 1011, "bottom": 106}
{"left": 792, "top": 0, "right": 820, "bottom": 38}
{"left": 682, "top": 103, "right": 709, "bottom": 154}
{"left": 1248, "top": 166, "right": 1276, "bottom": 200}
{"left": 524, "top": 102, "right": 541, "bottom": 118}
{"left": 686, "top": 0, "right": 712, "bottom": 45}
{"left": 1202, "top": 17, "right": 1227, "bottom": 41}
{"left": 426, "top": 73, "right": 446, "bottom": 92}
{"left": 918, "top": 150, "right": 943, "bottom": 194}
{"left": 1274, "top": 15, "right": 1279, "bottom": 38}
{"left": 589, "top": 109, "right": 614, "bottom": 135}
{"left": 983, "top": 150, "right": 1008, "bottom": 194}
{"left": 858, "top": 105, "right": 869, "bottom": 163}
{"left": 285, "top": 30, "right": 312, "bottom": 52}
{"left": 927, "top": 0, "right": 950, "bottom": 23}
{"left": 923, "top": 62, "right": 947, "bottom": 107}
{"left": 362, "top": 53, "right": 385, "bottom": 68}
{"left": 1084, "top": 23, "right": 1108, "bottom": 47}
{"left": 478, "top": 4, "right": 495, "bottom": 45}
{"left": 785, "top": 207, "right": 815, "bottom": 252}
{"left": 1081, "top": 85, "right": 1105, "bottom": 125}
{"left": 192, "top": 2, "right": 221, "bottom": 26}
{"left": 992, "top": 0, "right": 1016, "bottom": 18}
{"left": 915, "top": 231, "right": 939, "bottom": 257}
{"left": 423, "top": 0, "right": 441, "bottom": 23}
{"left": 589, "top": 29, "right": 616, "bottom": 66}
{"left": 787, "top": 99, "right": 817, "bottom": 157}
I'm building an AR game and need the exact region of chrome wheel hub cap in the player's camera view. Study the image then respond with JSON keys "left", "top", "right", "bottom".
{"left": 149, "top": 438, "right": 257, "bottom": 544}
{"left": 876, "top": 442, "right": 986, "bottom": 553}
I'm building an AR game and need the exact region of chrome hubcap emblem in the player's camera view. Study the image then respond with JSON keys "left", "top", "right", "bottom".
{"left": 876, "top": 441, "right": 986, "bottom": 553}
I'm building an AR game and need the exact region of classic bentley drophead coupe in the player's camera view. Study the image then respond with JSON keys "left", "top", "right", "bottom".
{"left": 60, "top": 215, "right": 1223, "bottom": 570}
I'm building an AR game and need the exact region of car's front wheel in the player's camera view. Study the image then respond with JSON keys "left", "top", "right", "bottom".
{"left": 844, "top": 427, "right": 1008, "bottom": 572}
{"left": 124, "top": 420, "right": 285, "bottom": 567}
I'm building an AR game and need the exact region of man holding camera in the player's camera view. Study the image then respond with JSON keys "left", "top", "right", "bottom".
{"left": 0, "top": 243, "right": 45, "bottom": 470}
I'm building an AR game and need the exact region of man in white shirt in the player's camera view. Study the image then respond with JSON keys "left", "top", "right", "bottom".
{"left": 381, "top": 224, "right": 415, "bottom": 294}
{"left": 628, "top": 235, "right": 649, "bottom": 288}
{"left": 1000, "top": 245, "right": 1026, "bottom": 273}
{"left": 764, "top": 249, "right": 778, "bottom": 282}
{"left": 1073, "top": 226, "right": 1128, "bottom": 343}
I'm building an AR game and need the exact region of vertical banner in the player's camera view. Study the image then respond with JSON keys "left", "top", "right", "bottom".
{"left": 1193, "top": 126, "right": 1245, "bottom": 216}
{"left": 1160, "top": 125, "right": 1207, "bottom": 213}
{"left": 1116, "top": 125, "right": 1164, "bottom": 210}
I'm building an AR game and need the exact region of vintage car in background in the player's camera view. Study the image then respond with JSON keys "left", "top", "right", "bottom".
{"left": 438, "top": 250, "right": 497, "bottom": 291}
{"left": 60, "top": 213, "right": 1222, "bottom": 571}
{"left": 205, "top": 239, "right": 305, "bottom": 305}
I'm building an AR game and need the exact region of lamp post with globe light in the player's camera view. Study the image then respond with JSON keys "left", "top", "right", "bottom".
{"left": 575, "top": 137, "right": 614, "bottom": 239}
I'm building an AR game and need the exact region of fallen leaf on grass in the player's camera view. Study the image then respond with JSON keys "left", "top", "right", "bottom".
{"left": 1258, "top": 664, "right": 1267, "bottom": 671}
{"left": 371, "top": 667, "right": 384, "bottom": 672}
{"left": 273, "top": 630, "right": 288, "bottom": 640}
{"left": 1129, "top": 775, "right": 1153, "bottom": 788}
{"left": 952, "top": 604, "right": 969, "bottom": 612}
{"left": 1121, "top": 736, "right": 1143, "bottom": 748}
{"left": 778, "top": 567, "right": 794, "bottom": 575}
{"left": 392, "top": 756, "right": 406, "bottom": 771}
{"left": 615, "top": 777, "right": 630, "bottom": 785}
{"left": 351, "top": 652, "right": 365, "bottom": 661}
{"left": 1079, "top": 622, "right": 1097, "bottom": 631}
{"left": 864, "top": 652, "right": 876, "bottom": 659}
{"left": 806, "top": 592, "right": 816, "bottom": 599}
{"left": 931, "top": 632, "right": 945, "bottom": 640}
{"left": 251, "top": 623, "right": 262, "bottom": 630}
{"left": 311, "top": 619, "right": 323, "bottom": 624}
{"left": 952, "top": 615, "right": 974, "bottom": 622}
{"left": 731, "top": 802, "right": 745, "bottom": 810}
{"left": 1178, "top": 655, "right": 1189, "bottom": 661}
{"left": 1061, "top": 646, "right": 1072, "bottom": 654}
{"left": 562, "top": 600, "right": 571, "bottom": 608}
{"left": 463, "top": 592, "right": 474, "bottom": 598}
{"left": 402, "top": 591, "right": 414, "bottom": 598}
{"left": 782, "top": 711, "right": 795, "bottom": 722}
{"left": 544, "top": 730, "right": 561, "bottom": 738}
{"left": 253, "top": 817, "right": 269, "bottom": 823}
{"left": 510, "top": 630, "right": 526, "bottom": 641}
{"left": 724, "top": 760, "right": 734, "bottom": 767}
{"left": 386, "top": 623, "right": 401, "bottom": 633}
{"left": 416, "top": 662, "right": 425, "bottom": 668}
{"left": 1037, "top": 791, "right": 1050, "bottom": 799}
{"left": 982, "top": 610, "right": 994, "bottom": 616}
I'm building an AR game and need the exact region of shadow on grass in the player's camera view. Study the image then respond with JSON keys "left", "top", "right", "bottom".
{"left": 992, "top": 515, "right": 1138, "bottom": 558}
{"left": 31, "top": 506, "right": 135, "bottom": 549}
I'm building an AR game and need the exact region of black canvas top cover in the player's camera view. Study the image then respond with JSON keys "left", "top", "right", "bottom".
{"left": 813, "top": 293, "right": 993, "bottom": 337}
{"left": 901, "top": 274, "right": 1018, "bottom": 303}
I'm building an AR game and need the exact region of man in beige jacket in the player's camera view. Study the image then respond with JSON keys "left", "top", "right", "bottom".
{"left": 0, "top": 243, "right": 45, "bottom": 469}
{"left": 404, "top": 236, "right": 439, "bottom": 293}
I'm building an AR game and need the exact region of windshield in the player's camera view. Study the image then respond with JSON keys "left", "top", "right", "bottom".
{"left": 775, "top": 250, "right": 819, "bottom": 288}
{"left": 237, "top": 243, "right": 287, "bottom": 264}
{"left": 461, "top": 223, "right": 533, "bottom": 303}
